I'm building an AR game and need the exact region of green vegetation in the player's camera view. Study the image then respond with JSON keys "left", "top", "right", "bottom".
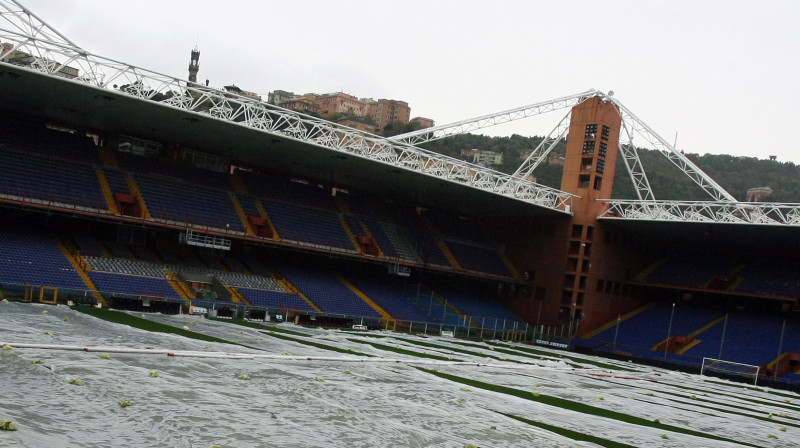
{"left": 498, "top": 412, "right": 637, "bottom": 448}
{"left": 684, "top": 397, "right": 798, "bottom": 427}
{"left": 391, "top": 337, "right": 525, "bottom": 364}
{"left": 0, "top": 420, "right": 18, "bottom": 431}
{"left": 391, "top": 336, "right": 628, "bottom": 370}
{"left": 346, "top": 338, "right": 456, "bottom": 361}
{"left": 610, "top": 150, "right": 800, "bottom": 202}
{"left": 337, "top": 330, "right": 388, "bottom": 338}
{"left": 573, "top": 374, "right": 800, "bottom": 428}
{"left": 652, "top": 382, "right": 800, "bottom": 416}
{"left": 259, "top": 330, "right": 373, "bottom": 357}
{"left": 595, "top": 369, "right": 800, "bottom": 416}
{"left": 420, "top": 133, "right": 800, "bottom": 202}
{"left": 628, "top": 391, "right": 800, "bottom": 429}
{"left": 382, "top": 119, "right": 423, "bottom": 137}
{"left": 416, "top": 367, "right": 762, "bottom": 447}
{"left": 421, "top": 134, "right": 562, "bottom": 182}
{"left": 210, "top": 318, "right": 308, "bottom": 337}
{"left": 484, "top": 341, "right": 637, "bottom": 371}
{"left": 704, "top": 379, "right": 800, "bottom": 402}
{"left": 72, "top": 307, "right": 232, "bottom": 344}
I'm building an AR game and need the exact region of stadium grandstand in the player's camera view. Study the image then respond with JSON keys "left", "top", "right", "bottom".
{"left": 1, "top": 0, "right": 799, "bottom": 391}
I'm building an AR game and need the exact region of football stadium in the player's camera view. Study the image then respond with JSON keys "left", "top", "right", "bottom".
{"left": 1, "top": 1, "right": 799, "bottom": 446}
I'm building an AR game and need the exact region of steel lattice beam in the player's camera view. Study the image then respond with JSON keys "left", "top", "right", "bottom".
{"left": 0, "top": 0, "right": 575, "bottom": 214}
{"left": 599, "top": 200, "right": 800, "bottom": 226}
{"left": 390, "top": 90, "right": 597, "bottom": 146}
{"left": 390, "top": 86, "right": 737, "bottom": 205}
{"left": 605, "top": 95, "right": 737, "bottom": 202}
{"left": 512, "top": 110, "right": 571, "bottom": 181}
{"left": 0, "top": 0, "right": 78, "bottom": 49}
{"left": 617, "top": 120, "right": 655, "bottom": 201}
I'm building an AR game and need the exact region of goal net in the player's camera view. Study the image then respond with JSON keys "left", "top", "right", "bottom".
{"left": 700, "top": 357, "right": 761, "bottom": 385}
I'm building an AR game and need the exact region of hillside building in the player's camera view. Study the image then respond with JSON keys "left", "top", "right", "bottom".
{"left": 278, "top": 98, "right": 321, "bottom": 115}
{"left": 268, "top": 89, "right": 415, "bottom": 132}
{"left": 2, "top": 42, "right": 78, "bottom": 79}
{"left": 314, "top": 92, "right": 365, "bottom": 116}
{"left": 223, "top": 85, "right": 261, "bottom": 101}
{"left": 335, "top": 116, "right": 377, "bottom": 133}
{"left": 410, "top": 116, "right": 435, "bottom": 129}
{"left": 747, "top": 186, "right": 773, "bottom": 202}
{"left": 268, "top": 90, "right": 297, "bottom": 105}
{"left": 365, "top": 98, "right": 411, "bottom": 131}
{"left": 461, "top": 149, "right": 503, "bottom": 166}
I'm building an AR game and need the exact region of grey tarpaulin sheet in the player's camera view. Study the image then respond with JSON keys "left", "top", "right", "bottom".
{"left": 0, "top": 302, "right": 793, "bottom": 447}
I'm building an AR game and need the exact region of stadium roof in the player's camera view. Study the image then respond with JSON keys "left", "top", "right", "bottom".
{"left": 0, "top": 63, "right": 566, "bottom": 219}
{"left": 3, "top": 0, "right": 798, "bottom": 227}
{"left": 605, "top": 218, "right": 800, "bottom": 253}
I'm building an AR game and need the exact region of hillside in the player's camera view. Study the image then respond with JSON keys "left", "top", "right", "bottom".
{"left": 421, "top": 134, "right": 800, "bottom": 202}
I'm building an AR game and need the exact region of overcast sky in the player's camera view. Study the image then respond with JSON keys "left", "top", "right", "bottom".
{"left": 21, "top": 0, "right": 800, "bottom": 163}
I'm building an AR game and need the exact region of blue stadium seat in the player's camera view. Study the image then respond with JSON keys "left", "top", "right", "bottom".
{"left": 0, "top": 225, "right": 87, "bottom": 291}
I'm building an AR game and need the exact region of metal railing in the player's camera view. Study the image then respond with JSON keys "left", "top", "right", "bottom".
{"left": 0, "top": 280, "right": 534, "bottom": 341}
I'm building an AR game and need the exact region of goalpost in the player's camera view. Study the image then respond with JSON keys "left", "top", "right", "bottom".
{"left": 700, "top": 357, "right": 761, "bottom": 385}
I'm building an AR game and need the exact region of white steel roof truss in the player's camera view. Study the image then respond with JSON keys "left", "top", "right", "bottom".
{"left": 0, "top": 3, "right": 574, "bottom": 211}
{"left": 609, "top": 98, "right": 736, "bottom": 202}
{"left": 617, "top": 120, "right": 655, "bottom": 201}
{"left": 600, "top": 200, "right": 800, "bottom": 226}
{"left": 512, "top": 110, "right": 571, "bottom": 180}
{"left": 391, "top": 90, "right": 596, "bottom": 146}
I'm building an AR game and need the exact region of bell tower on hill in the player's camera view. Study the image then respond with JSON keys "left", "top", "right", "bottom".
{"left": 188, "top": 47, "right": 200, "bottom": 83}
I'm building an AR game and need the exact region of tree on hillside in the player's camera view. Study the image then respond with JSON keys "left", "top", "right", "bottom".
{"left": 381, "top": 120, "right": 422, "bottom": 137}
{"left": 419, "top": 133, "right": 800, "bottom": 202}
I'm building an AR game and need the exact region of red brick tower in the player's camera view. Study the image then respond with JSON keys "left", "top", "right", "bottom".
{"left": 557, "top": 96, "right": 629, "bottom": 334}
